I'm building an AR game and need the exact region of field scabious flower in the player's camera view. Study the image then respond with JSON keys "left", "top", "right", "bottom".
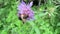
{"left": 17, "top": 0, "right": 34, "bottom": 21}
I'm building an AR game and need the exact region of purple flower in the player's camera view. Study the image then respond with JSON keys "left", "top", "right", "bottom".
{"left": 17, "top": 1, "right": 34, "bottom": 20}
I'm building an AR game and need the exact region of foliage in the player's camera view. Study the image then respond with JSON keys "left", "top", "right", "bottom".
{"left": 0, "top": 0, "right": 60, "bottom": 34}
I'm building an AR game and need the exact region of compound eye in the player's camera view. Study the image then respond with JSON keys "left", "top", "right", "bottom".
{"left": 18, "top": 17, "right": 22, "bottom": 20}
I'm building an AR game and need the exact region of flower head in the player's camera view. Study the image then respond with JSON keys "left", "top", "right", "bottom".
{"left": 18, "top": 1, "right": 34, "bottom": 20}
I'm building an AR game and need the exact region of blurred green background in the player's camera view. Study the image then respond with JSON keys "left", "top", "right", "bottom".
{"left": 0, "top": 0, "right": 60, "bottom": 34}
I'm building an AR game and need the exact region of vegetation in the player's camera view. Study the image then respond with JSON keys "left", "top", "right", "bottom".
{"left": 0, "top": 0, "right": 60, "bottom": 34}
